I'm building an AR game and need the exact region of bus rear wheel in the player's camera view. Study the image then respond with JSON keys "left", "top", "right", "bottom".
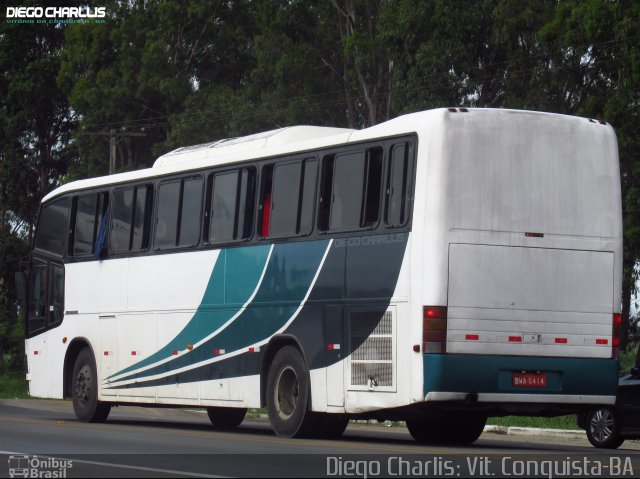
{"left": 266, "top": 346, "right": 318, "bottom": 438}
{"left": 407, "top": 412, "right": 486, "bottom": 445}
{"left": 206, "top": 407, "right": 247, "bottom": 429}
{"left": 72, "top": 348, "right": 111, "bottom": 423}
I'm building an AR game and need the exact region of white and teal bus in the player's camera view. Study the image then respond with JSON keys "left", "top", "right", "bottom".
{"left": 23, "top": 108, "right": 622, "bottom": 443}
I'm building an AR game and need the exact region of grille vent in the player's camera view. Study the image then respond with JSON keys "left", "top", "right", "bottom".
{"left": 350, "top": 310, "right": 394, "bottom": 389}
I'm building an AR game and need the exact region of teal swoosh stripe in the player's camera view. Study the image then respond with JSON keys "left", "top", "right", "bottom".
{"left": 109, "top": 239, "right": 329, "bottom": 384}
{"left": 108, "top": 244, "right": 271, "bottom": 379}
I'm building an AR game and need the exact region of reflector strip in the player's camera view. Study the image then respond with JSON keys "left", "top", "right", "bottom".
{"left": 465, "top": 334, "right": 479, "bottom": 341}
{"left": 248, "top": 347, "right": 261, "bottom": 353}
{"left": 327, "top": 344, "right": 341, "bottom": 350}
{"left": 555, "top": 338, "right": 568, "bottom": 344}
{"left": 33, "top": 351, "right": 39, "bottom": 356}
{"left": 508, "top": 336, "right": 522, "bottom": 342}
{"left": 596, "top": 339, "right": 608, "bottom": 345}
{"left": 172, "top": 350, "right": 178, "bottom": 356}
{"left": 213, "top": 349, "right": 225, "bottom": 355}
{"left": 131, "top": 351, "right": 137, "bottom": 356}
{"left": 525, "top": 232, "right": 544, "bottom": 238}
{"left": 104, "top": 351, "right": 109, "bottom": 356}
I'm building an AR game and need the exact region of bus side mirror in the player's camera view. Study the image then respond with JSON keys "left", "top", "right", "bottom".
{"left": 15, "top": 271, "right": 27, "bottom": 303}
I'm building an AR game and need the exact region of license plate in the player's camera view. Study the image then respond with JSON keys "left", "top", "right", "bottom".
{"left": 512, "top": 372, "right": 547, "bottom": 388}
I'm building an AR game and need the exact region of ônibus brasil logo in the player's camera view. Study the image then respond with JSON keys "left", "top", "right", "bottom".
{"left": 5, "top": 6, "right": 106, "bottom": 24}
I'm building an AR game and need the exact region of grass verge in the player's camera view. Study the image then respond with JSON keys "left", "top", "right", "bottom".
{"left": 487, "top": 415, "right": 579, "bottom": 430}
{"left": 0, "top": 375, "right": 29, "bottom": 399}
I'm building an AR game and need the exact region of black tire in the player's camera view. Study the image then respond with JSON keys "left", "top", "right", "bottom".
{"left": 407, "top": 412, "right": 486, "bottom": 445}
{"left": 451, "top": 413, "right": 487, "bottom": 445}
{"left": 72, "top": 348, "right": 111, "bottom": 422}
{"left": 315, "top": 413, "right": 349, "bottom": 439}
{"left": 586, "top": 407, "right": 624, "bottom": 449}
{"left": 266, "top": 346, "right": 319, "bottom": 438}
{"left": 206, "top": 407, "right": 247, "bottom": 429}
{"left": 406, "top": 418, "right": 443, "bottom": 444}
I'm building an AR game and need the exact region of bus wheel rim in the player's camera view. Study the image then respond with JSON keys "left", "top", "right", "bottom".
{"left": 75, "top": 364, "right": 92, "bottom": 404}
{"left": 274, "top": 366, "right": 299, "bottom": 420}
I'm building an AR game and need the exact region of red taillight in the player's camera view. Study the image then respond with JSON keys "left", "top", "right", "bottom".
{"left": 612, "top": 313, "right": 622, "bottom": 358}
{"left": 423, "top": 306, "right": 447, "bottom": 354}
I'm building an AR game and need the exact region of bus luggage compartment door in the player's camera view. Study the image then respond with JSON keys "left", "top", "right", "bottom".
{"left": 446, "top": 244, "right": 614, "bottom": 358}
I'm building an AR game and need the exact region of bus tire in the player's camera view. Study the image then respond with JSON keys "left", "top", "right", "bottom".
{"left": 316, "top": 414, "right": 349, "bottom": 439}
{"left": 450, "top": 413, "right": 487, "bottom": 445}
{"left": 406, "top": 418, "right": 443, "bottom": 444}
{"left": 206, "top": 407, "right": 247, "bottom": 429}
{"left": 407, "top": 412, "right": 486, "bottom": 445}
{"left": 266, "top": 346, "right": 318, "bottom": 438}
{"left": 586, "top": 407, "right": 624, "bottom": 449}
{"left": 72, "top": 348, "right": 111, "bottom": 423}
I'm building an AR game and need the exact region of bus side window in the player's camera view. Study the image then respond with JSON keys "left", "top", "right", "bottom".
{"left": 319, "top": 147, "right": 382, "bottom": 233}
{"left": 72, "top": 193, "right": 98, "bottom": 256}
{"left": 258, "top": 165, "right": 273, "bottom": 238}
{"left": 209, "top": 168, "right": 255, "bottom": 243}
{"left": 71, "top": 191, "right": 110, "bottom": 257}
{"left": 155, "top": 181, "right": 181, "bottom": 249}
{"left": 385, "top": 143, "right": 410, "bottom": 227}
{"left": 156, "top": 177, "right": 203, "bottom": 250}
{"left": 110, "top": 185, "right": 152, "bottom": 253}
{"left": 266, "top": 158, "right": 318, "bottom": 238}
{"left": 27, "top": 259, "right": 47, "bottom": 334}
{"left": 34, "top": 197, "right": 70, "bottom": 256}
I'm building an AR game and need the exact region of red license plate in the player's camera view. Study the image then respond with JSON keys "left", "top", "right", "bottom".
{"left": 512, "top": 372, "right": 547, "bottom": 388}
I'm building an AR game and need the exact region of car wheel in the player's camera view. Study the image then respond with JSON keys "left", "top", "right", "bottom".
{"left": 586, "top": 407, "right": 624, "bottom": 449}
{"left": 72, "top": 348, "right": 111, "bottom": 422}
{"left": 206, "top": 407, "right": 247, "bottom": 429}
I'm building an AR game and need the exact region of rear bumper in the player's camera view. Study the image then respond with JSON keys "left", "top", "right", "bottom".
{"left": 424, "top": 354, "right": 618, "bottom": 405}
{"left": 425, "top": 392, "right": 614, "bottom": 405}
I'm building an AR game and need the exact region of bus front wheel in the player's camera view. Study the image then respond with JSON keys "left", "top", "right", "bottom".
{"left": 72, "top": 348, "right": 111, "bottom": 423}
{"left": 206, "top": 407, "right": 247, "bottom": 429}
{"left": 266, "top": 346, "right": 318, "bottom": 438}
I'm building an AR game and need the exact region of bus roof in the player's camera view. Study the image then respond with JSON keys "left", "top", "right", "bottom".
{"left": 42, "top": 108, "right": 604, "bottom": 203}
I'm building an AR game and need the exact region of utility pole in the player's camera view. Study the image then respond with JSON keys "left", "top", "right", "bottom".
{"left": 83, "top": 129, "right": 147, "bottom": 174}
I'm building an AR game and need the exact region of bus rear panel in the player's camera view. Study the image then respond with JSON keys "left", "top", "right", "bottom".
{"left": 421, "top": 109, "right": 621, "bottom": 413}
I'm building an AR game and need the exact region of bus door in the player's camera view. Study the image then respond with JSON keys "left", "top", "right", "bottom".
{"left": 26, "top": 256, "right": 65, "bottom": 396}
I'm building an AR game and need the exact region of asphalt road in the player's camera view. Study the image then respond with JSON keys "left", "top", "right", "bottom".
{"left": 1, "top": 399, "right": 639, "bottom": 478}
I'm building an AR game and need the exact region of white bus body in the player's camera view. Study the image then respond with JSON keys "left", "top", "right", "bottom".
{"left": 24, "top": 108, "right": 621, "bottom": 441}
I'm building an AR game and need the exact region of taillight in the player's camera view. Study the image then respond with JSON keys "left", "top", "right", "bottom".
{"left": 612, "top": 313, "right": 622, "bottom": 359}
{"left": 423, "top": 306, "right": 447, "bottom": 354}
